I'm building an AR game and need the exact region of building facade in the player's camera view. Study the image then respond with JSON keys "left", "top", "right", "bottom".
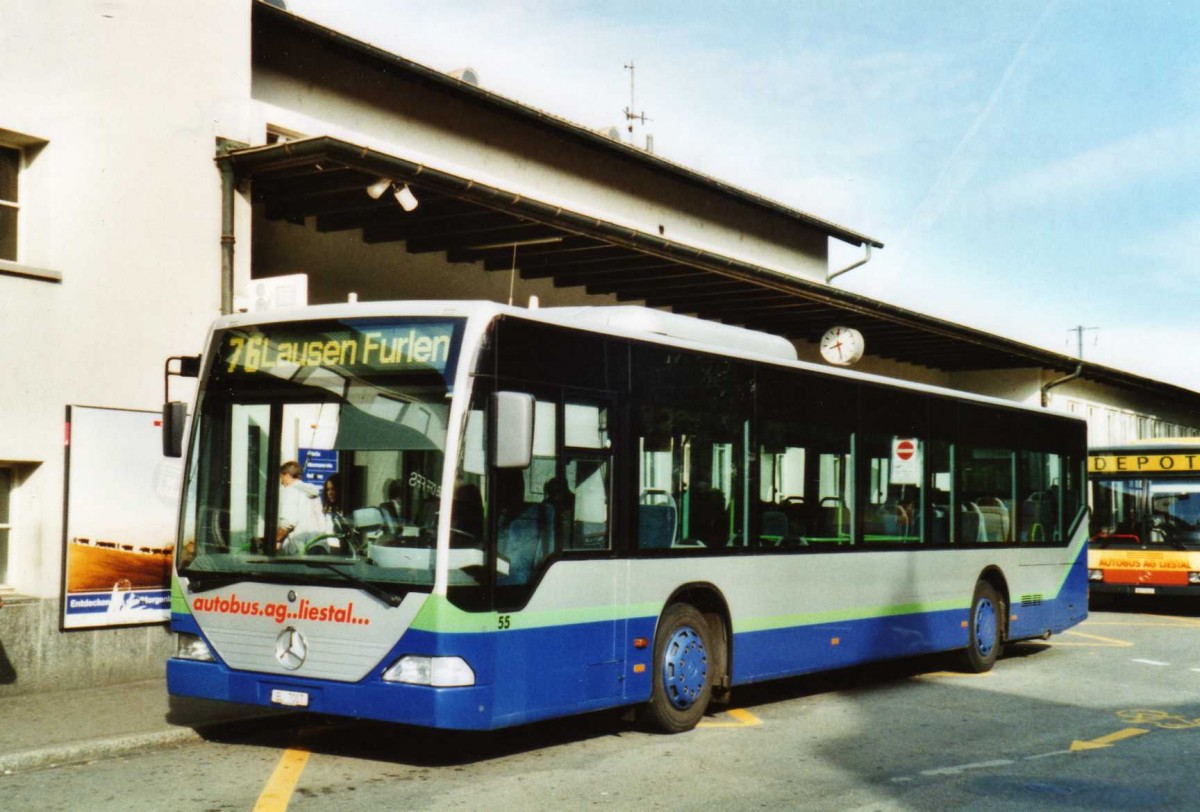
{"left": 0, "top": 0, "right": 1196, "bottom": 695}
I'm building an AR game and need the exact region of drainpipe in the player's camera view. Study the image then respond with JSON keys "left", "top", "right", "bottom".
{"left": 827, "top": 243, "right": 871, "bottom": 284}
{"left": 1040, "top": 364, "right": 1083, "bottom": 407}
{"left": 219, "top": 160, "right": 235, "bottom": 315}
{"left": 216, "top": 138, "right": 247, "bottom": 316}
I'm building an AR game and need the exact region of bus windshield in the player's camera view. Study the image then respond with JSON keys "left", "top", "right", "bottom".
{"left": 1091, "top": 477, "right": 1200, "bottom": 549}
{"left": 177, "top": 317, "right": 471, "bottom": 597}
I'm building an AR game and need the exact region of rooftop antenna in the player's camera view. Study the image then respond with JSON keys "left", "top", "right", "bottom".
{"left": 623, "top": 61, "right": 652, "bottom": 142}
{"left": 1068, "top": 325, "right": 1099, "bottom": 360}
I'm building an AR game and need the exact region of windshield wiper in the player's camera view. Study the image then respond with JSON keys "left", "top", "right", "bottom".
{"left": 294, "top": 560, "right": 402, "bottom": 607}
{"left": 186, "top": 575, "right": 245, "bottom": 594}
{"left": 185, "top": 564, "right": 293, "bottom": 593}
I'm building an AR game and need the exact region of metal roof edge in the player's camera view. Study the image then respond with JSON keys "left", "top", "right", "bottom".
{"left": 251, "top": 0, "right": 883, "bottom": 250}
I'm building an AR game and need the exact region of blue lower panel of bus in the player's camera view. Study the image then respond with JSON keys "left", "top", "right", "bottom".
{"left": 168, "top": 614, "right": 634, "bottom": 731}
{"left": 731, "top": 612, "right": 960, "bottom": 684}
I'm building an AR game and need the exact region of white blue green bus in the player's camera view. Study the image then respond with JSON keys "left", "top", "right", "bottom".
{"left": 165, "top": 301, "right": 1088, "bottom": 733}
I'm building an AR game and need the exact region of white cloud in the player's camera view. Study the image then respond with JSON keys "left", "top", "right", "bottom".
{"left": 990, "top": 119, "right": 1200, "bottom": 207}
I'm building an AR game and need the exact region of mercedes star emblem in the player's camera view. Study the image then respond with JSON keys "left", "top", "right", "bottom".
{"left": 274, "top": 626, "right": 308, "bottom": 670}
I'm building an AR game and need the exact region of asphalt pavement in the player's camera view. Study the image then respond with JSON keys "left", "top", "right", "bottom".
{"left": 0, "top": 678, "right": 287, "bottom": 775}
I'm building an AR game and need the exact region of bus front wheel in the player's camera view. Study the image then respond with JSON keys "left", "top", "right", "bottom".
{"left": 640, "top": 602, "right": 715, "bottom": 733}
{"left": 958, "top": 580, "right": 1004, "bottom": 673}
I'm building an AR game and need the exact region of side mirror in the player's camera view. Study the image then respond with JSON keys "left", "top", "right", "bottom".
{"left": 491, "top": 391, "right": 534, "bottom": 469}
{"left": 162, "top": 401, "right": 188, "bottom": 458}
{"left": 162, "top": 355, "right": 200, "bottom": 458}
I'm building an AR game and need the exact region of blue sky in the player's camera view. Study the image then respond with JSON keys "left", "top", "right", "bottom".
{"left": 288, "top": 0, "right": 1200, "bottom": 391}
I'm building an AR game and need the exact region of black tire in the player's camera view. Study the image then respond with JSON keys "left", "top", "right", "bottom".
{"left": 958, "top": 580, "right": 1004, "bottom": 673}
{"left": 640, "top": 603, "right": 715, "bottom": 733}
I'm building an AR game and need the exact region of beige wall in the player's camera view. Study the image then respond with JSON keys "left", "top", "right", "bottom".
{"left": 0, "top": 0, "right": 252, "bottom": 597}
{"left": 249, "top": 24, "right": 829, "bottom": 286}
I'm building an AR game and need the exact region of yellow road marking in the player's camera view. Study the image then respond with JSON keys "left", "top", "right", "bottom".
{"left": 1116, "top": 709, "right": 1200, "bottom": 729}
{"left": 253, "top": 748, "right": 311, "bottom": 812}
{"left": 1070, "top": 727, "right": 1149, "bottom": 751}
{"left": 699, "top": 707, "right": 762, "bottom": 728}
{"left": 1053, "top": 630, "right": 1134, "bottom": 648}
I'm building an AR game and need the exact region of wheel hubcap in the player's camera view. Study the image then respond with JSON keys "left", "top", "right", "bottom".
{"left": 975, "top": 597, "right": 997, "bottom": 657}
{"left": 663, "top": 625, "right": 708, "bottom": 709}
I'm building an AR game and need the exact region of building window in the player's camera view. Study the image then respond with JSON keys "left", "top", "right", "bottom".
{"left": 0, "top": 146, "right": 18, "bottom": 261}
{"left": 0, "top": 467, "right": 11, "bottom": 584}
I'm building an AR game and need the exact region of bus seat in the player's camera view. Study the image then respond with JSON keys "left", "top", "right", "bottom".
{"left": 881, "top": 504, "right": 901, "bottom": 536}
{"left": 1021, "top": 494, "right": 1053, "bottom": 541}
{"left": 977, "top": 498, "right": 1009, "bottom": 541}
{"left": 817, "top": 497, "right": 849, "bottom": 541}
{"left": 961, "top": 504, "right": 982, "bottom": 543}
{"left": 498, "top": 514, "right": 544, "bottom": 585}
{"left": 761, "top": 510, "right": 788, "bottom": 543}
{"left": 931, "top": 505, "right": 949, "bottom": 545}
{"left": 352, "top": 507, "right": 388, "bottom": 544}
{"left": 638, "top": 503, "right": 676, "bottom": 549}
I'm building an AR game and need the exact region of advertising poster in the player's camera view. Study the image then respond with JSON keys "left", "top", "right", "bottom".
{"left": 61, "top": 406, "right": 181, "bottom": 629}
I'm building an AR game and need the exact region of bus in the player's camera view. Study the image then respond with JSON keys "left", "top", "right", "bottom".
{"left": 1088, "top": 441, "right": 1200, "bottom": 599}
{"left": 164, "top": 301, "right": 1089, "bottom": 733}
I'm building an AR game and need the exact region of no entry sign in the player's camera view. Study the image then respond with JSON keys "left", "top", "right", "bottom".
{"left": 891, "top": 438, "right": 920, "bottom": 485}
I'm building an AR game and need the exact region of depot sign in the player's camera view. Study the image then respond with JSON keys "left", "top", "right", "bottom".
{"left": 1089, "top": 453, "right": 1200, "bottom": 474}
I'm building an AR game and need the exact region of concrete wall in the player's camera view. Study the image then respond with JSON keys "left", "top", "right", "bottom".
{"left": 0, "top": 596, "right": 170, "bottom": 695}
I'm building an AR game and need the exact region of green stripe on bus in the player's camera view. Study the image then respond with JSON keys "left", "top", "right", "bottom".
{"left": 736, "top": 598, "right": 966, "bottom": 633}
{"left": 171, "top": 573, "right": 190, "bottom": 616}
{"left": 410, "top": 595, "right": 662, "bottom": 633}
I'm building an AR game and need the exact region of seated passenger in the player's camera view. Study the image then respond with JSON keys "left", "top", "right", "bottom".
{"left": 379, "top": 479, "right": 407, "bottom": 529}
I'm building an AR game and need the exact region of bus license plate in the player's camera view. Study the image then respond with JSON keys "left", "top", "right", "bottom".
{"left": 270, "top": 689, "right": 310, "bottom": 707}
{"left": 1134, "top": 587, "right": 1156, "bottom": 595}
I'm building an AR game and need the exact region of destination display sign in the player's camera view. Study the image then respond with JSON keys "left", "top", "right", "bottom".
{"left": 215, "top": 320, "right": 461, "bottom": 378}
{"left": 1089, "top": 453, "right": 1200, "bottom": 474}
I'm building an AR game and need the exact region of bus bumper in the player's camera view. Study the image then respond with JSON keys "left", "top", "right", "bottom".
{"left": 1090, "top": 583, "right": 1200, "bottom": 597}
{"left": 167, "top": 657, "right": 495, "bottom": 730}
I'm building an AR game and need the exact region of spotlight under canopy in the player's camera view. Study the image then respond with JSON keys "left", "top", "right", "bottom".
{"left": 366, "top": 177, "right": 393, "bottom": 200}
{"left": 394, "top": 184, "right": 419, "bottom": 212}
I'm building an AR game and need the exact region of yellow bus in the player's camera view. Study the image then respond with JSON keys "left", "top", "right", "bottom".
{"left": 1088, "top": 441, "right": 1200, "bottom": 599}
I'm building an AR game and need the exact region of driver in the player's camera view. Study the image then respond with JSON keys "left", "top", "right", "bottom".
{"left": 276, "top": 461, "right": 321, "bottom": 554}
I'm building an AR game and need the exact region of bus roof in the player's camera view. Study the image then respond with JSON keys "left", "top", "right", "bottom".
{"left": 207, "top": 300, "right": 1085, "bottom": 425}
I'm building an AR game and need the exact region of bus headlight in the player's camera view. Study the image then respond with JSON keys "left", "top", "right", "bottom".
{"left": 175, "top": 633, "right": 215, "bottom": 662}
{"left": 1189, "top": 572, "right": 1200, "bottom": 585}
{"left": 383, "top": 655, "right": 475, "bottom": 687}
{"left": 1088, "top": 569, "right": 1104, "bottom": 582}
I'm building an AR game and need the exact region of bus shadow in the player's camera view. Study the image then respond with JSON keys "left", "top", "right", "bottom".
{"left": 191, "top": 644, "right": 1055, "bottom": 766}
{"left": 195, "top": 704, "right": 635, "bottom": 766}
{"left": 1090, "top": 595, "right": 1200, "bottom": 618}
{"left": 710, "top": 642, "right": 1050, "bottom": 712}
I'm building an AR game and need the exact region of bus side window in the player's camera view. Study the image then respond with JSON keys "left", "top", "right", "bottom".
{"left": 562, "top": 399, "right": 611, "bottom": 551}
{"left": 631, "top": 348, "right": 751, "bottom": 551}
{"left": 755, "top": 366, "right": 855, "bottom": 550}
{"left": 858, "top": 387, "right": 927, "bottom": 546}
{"left": 1019, "top": 450, "right": 1060, "bottom": 543}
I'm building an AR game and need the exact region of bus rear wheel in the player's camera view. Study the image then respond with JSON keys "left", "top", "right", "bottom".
{"left": 958, "top": 580, "right": 1003, "bottom": 673}
{"left": 640, "top": 602, "right": 716, "bottom": 733}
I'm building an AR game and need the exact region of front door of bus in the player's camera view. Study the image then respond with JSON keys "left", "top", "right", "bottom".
{"left": 491, "top": 392, "right": 621, "bottom": 721}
